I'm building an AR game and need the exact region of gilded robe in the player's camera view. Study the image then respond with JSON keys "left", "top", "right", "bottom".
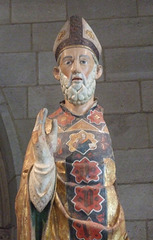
{"left": 15, "top": 102, "right": 129, "bottom": 240}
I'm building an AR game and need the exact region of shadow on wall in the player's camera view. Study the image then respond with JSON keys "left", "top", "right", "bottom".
{"left": 0, "top": 99, "right": 23, "bottom": 239}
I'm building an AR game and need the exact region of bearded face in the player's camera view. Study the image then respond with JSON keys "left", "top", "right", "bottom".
{"left": 59, "top": 63, "right": 97, "bottom": 105}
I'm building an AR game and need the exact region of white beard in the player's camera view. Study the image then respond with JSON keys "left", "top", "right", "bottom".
{"left": 59, "top": 64, "right": 97, "bottom": 105}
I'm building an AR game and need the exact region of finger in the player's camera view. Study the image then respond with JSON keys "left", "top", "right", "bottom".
{"left": 47, "top": 119, "right": 58, "bottom": 143}
{"left": 33, "top": 110, "right": 41, "bottom": 132}
{"left": 45, "top": 117, "right": 52, "bottom": 134}
{"left": 32, "top": 130, "right": 38, "bottom": 144}
{"left": 32, "top": 110, "right": 43, "bottom": 143}
{"left": 51, "top": 119, "right": 58, "bottom": 136}
{"left": 47, "top": 119, "right": 58, "bottom": 152}
{"left": 42, "top": 108, "right": 48, "bottom": 125}
{"left": 38, "top": 108, "right": 48, "bottom": 137}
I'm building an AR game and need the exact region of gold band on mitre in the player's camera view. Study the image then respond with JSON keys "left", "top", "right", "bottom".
{"left": 53, "top": 16, "right": 102, "bottom": 62}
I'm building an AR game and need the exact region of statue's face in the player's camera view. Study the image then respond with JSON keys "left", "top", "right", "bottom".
{"left": 59, "top": 48, "right": 95, "bottom": 81}
{"left": 54, "top": 47, "right": 102, "bottom": 105}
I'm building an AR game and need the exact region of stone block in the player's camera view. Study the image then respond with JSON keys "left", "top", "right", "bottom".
{"left": 118, "top": 183, "right": 153, "bottom": 220}
{"left": 138, "top": 0, "right": 153, "bottom": 16}
{"left": 11, "top": 227, "right": 17, "bottom": 240}
{"left": 89, "top": 17, "right": 153, "bottom": 48}
{"left": 0, "top": 24, "right": 31, "bottom": 53}
{"left": 0, "top": 151, "right": 11, "bottom": 227}
{"left": 0, "top": 229, "right": 11, "bottom": 240}
{"left": 105, "top": 47, "right": 153, "bottom": 81}
{"left": 3, "top": 87, "right": 27, "bottom": 119}
{"left": 104, "top": 113, "right": 148, "bottom": 150}
{"left": 95, "top": 82, "right": 140, "bottom": 114}
{"left": 28, "top": 86, "right": 63, "bottom": 118}
{"left": 0, "top": 53, "right": 36, "bottom": 86}
{"left": 141, "top": 81, "right": 153, "bottom": 112}
{"left": 0, "top": 103, "right": 23, "bottom": 179}
{"left": 15, "top": 119, "right": 35, "bottom": 155}
{"left": 0, "top": 118, "right": 16, "bottom": 182}
{"left": 12, "top": 0, "right": 66, "bottom": 23}
{"left": 38, "top": 51, "right": 58, "bottom": 85}
{"left": 126, "top": 221, "right": 146, "bottom": 240}
{"left": 11, "top": 228, "right": 15, "bottom": 240}
{"left": 0, "top": 0, "right": 9, "bottom": 23}
{"left": 8, "top": 178, "right": 18, "bottom": 226}
{"left": 32, "top": 22, "right": 64, "bottom": 51}
{"left": 148, "top": 220, "right": 153, "bottom": 240}
{"left": 148, "top": 113, "right": 153, "bottom": 147}
{"left": 0, "top": 89, "right": 5, "bottom": 104}
{"left": 67, "top": 0, "right": 137, "bottom": 19}
{"left": 114, "top": 149, "right": 153, "bottom": 184}
{"left": 15, "top": 176, "right": 21, "bottom": 190}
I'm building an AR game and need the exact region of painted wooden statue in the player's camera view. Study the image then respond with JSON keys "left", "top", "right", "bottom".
{"left": 15, "top": 16, "right": 129, "bottom": 240}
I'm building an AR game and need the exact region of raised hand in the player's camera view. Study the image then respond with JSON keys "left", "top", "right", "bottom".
{"left": 32, "top": 108, "right": 58, "bottom": 165}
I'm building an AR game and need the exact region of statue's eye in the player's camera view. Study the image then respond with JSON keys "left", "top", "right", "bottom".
{"left": 80, "top": 59, "right": 87, "bottom": 65}
{"left": 65, "top": 60, "right": 72, "bottom": 65}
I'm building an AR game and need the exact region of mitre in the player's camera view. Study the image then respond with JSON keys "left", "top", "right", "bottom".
{"left": 53, "top": 15, "right": 102, "bottom": 61}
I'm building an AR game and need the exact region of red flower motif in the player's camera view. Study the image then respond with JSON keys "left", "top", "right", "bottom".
{"left": 57, "top": 112, "right": 75, "bottom": 127}
{"left": 72, "top": 185, "right": 104, "bottom": 215}
{"left": 96, "top": 213, "right": 104, "bottom": 223}
{"left": 57, "top": 138, "right": 62, "bottom": 155}
{"left": 75, "top": 153, "right": 81, "bottom": 158}
{"left": 73, "top": 220, "right": 102, "bottom": 240}
{"left": 71, "top": 157, "right": 101, "bottom": 183}
{"left": 87, "top": 110, "right": 104, "bottom": 125}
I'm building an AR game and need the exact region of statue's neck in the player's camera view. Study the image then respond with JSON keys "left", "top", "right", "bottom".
{"left": 64, "top": 97, "right": 95, "bottom": 116}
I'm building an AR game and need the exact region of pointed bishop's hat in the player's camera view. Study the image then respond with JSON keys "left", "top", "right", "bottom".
{"left": 53, "top": 15, "right": 102, "bottom": 61}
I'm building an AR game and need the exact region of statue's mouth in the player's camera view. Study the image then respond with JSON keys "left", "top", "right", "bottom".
{"left": 72, "top": 77, "right": 82, "bottom": 81}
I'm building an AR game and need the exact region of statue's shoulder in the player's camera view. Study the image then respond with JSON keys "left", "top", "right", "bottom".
{"left": 48, "top": 107, "right": 63, "bottom": 119}
{"left": 95, "top": 103, "right": 104, "bottom": 113}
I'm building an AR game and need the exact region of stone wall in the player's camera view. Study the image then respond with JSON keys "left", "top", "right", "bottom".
{"left": 0, "top": 0, "right": 153, "bottom": 239}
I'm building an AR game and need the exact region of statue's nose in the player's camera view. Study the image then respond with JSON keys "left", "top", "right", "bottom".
{"left": 71, "top": 60, "right": 81, "bottom": 73}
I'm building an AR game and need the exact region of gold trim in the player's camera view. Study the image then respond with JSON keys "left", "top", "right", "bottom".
{"left": 86, "top": 30, "right": 95, "bottom": 40}
{"left": 57, "top": 30, "right": 66, "bottom": 41}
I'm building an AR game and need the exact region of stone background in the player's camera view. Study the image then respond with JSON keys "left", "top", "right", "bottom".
{"left": 0, "top": 0, "right": 153, "bottom": 239}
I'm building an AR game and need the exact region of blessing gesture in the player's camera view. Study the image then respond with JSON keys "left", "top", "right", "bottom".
{"left": 32, "top": 108, "right": 58, "bottom": 164}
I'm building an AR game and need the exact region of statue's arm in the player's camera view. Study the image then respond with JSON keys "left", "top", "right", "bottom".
{"left": 28, "top": 108, "right": 58, "bottom": 213}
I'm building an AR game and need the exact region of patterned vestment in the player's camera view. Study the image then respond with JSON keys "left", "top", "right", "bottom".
{"left": 15, "top": 102, "right": 129, "bottom": 240}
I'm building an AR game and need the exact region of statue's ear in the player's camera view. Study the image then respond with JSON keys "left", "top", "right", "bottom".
{"left": 53, "top": 67, "right": 60, "bottom": 81}
{"left": 95, "top": 65, "right": 103, "bottom": 80}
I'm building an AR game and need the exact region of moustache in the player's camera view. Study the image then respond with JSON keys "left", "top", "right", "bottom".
{"left": 71, "top": 73, "right": 85, "bottom": 84}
